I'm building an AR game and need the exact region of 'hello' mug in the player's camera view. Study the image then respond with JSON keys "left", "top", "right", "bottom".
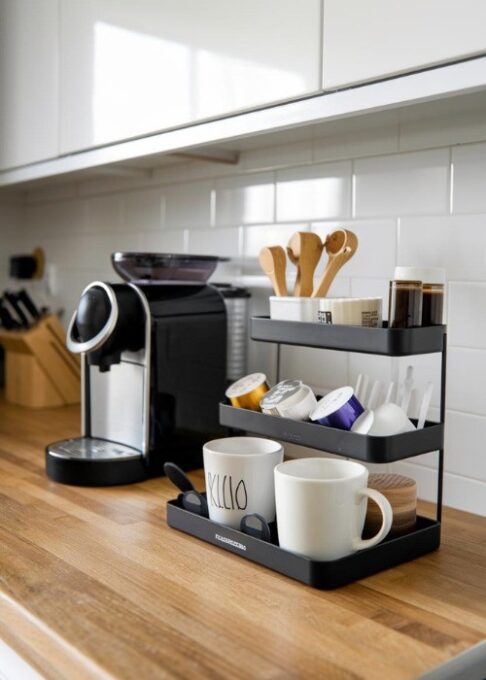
{"left": 203, "top": 437, "right": 283, "bottom": 529}
{"left": 274, "top": 458, "right": 393, "bottom": 561}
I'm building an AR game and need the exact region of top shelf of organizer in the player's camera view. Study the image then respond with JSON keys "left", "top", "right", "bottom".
{"left": 251, "top": 317, "right": 446, "bottom": 356}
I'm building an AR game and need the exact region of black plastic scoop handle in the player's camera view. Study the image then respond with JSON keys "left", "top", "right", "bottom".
{"left": 164, "top": 462, "right": 209, "bottom": 518}
{"left": 164, "top": 462, "right": 195, "bottom": 493}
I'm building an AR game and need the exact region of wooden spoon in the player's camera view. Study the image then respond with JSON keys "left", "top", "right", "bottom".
{"left": 259, "top": 246, "right": 288, "bottom": 296}
{"left": 311, "top": 229, "right": 358, "bottom": 298}
{"left": 287, "top": 232, "right": 324, "bottom": 296}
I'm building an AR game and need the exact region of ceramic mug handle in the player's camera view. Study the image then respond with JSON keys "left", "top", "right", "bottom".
{"left": 352, "top": 488, "right": 393, "bottom": 551}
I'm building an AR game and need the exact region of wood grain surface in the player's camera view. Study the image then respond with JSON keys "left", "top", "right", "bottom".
{"left": 0, "top": 398, "right": 484, "bottom": 679}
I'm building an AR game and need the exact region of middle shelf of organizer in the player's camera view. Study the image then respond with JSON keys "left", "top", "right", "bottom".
{"left": 251, "top": 317, "right": 446, "bottom": 356}
{"left": 220, "top": 402, "right": 443, "bottom": 463}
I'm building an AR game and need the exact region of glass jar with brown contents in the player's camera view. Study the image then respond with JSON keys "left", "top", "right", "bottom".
{"left": 393, "top": 267, "right": 445, "bottom": 326}
{"left": 388, "top": 280, "right": 423, "bottom": 328}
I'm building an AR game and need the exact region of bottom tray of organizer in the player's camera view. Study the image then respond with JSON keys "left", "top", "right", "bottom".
{"left": 167, "top": 496, "right": 441, "bottom": 590}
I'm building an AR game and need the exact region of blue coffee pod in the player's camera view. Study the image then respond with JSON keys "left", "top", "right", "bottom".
{"left": 309, "top": 386, "right": 364, "bottom": 430}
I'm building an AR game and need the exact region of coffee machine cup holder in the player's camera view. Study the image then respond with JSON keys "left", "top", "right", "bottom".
{"left": 66, "top": 282, "right": 119, "bottom": 354}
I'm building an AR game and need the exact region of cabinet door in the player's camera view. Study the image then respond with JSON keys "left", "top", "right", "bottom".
{"left": 323, "top": 0, "right": 486, "bottom": 89}
{"left": 0, "top": 0, "right": 59, "bottom": 170}
{"left": 59, "top": 0, "right": 321, "bottom": 153}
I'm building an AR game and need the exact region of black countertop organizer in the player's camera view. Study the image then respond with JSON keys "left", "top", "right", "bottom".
{"left": 167, "top": 317, "right": 447, "bottom": 589}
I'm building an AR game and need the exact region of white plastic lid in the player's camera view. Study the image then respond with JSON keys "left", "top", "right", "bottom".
{"left": 260, "top": 380, "right": 303, "bottom": 408}
{"left": 225, "top": 372, "right": 267, "bottom": 398}
{"left": 394, "top": 266, "right": 445, "bottom": 284}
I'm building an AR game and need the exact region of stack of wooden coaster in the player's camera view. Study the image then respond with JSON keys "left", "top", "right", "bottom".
{"left": 365, "top": 473, "right": 417, "bottom": 536}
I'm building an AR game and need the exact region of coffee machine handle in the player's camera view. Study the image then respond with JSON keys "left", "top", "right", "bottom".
{"left": 66, "top": 283, "right": 119, "bottom": 354}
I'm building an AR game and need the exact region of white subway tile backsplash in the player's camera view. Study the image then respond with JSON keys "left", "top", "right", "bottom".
{"left": 398, "top": 214, "right": 486, "bottom": 282}
{"left": 123, "top": 188, "right": 164, "bottom": 232}
{"left": 447, "top": 348, "right": 486, "bottom": 417}
{"left": 452, "top": 142, "right": 486, "bottom": 214}
{"left": 86, "top": 194, "right": 123, "bottom": 233}
{"left": 354, "top": 149, "right": 450, "bottom": 217}
{"left": 448, "top": 282, "right": 486, "bottom": 349}
{"left": 276, "top": 161, "right": 352, "bottom": 222}
{"left": 26, "top": 199, "right": 87, "bottom": 236}
{"left": 399, "top": 108, "right": 486, "bottom": 152}
{"left": 311, "top": 219, "right": 397, "bottom": 279}
{"left": 138, "top": 229, "right": 185, "bottom": 253}
{"left": 215, "top": 173, "right": 274, "bottom": 227}
{"left": 164, "top": 180, "right": 213, "bottom": 229}
{"left": 243, "top": 223, "right": 309, "bottom": 259}
{"left": 313, "top": 124, "right": 399, "bottom": 163}
{"left": 280, "top": 346, "right": 348, "bottom": 393}
{"left": 240, "top": 140, "right": 313, "bottom": 172}
{"left": 187, "top": 228, "right": 241, "bottom": 258}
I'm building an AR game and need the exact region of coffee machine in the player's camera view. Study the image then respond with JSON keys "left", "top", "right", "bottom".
{"left": 46, "top": 253, "right": 227, "bottom": 486}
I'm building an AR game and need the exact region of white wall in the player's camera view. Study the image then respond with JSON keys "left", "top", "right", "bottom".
{"left": 2, "top": 107, "right": 486, "bottom": 515}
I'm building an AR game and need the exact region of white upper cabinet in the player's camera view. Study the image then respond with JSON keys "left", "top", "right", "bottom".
{"left": 0, "top": 0, "right": 59, "bottom": 170}
{"left": 60, "top": 0, "right": 322, "bottom": 154}
{"left": 323, "top": 0, "right": 486, "bottom": 89}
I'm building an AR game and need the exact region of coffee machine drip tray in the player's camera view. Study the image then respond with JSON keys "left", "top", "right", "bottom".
{"left": 48, "top": 437, "right": 142, "bottom": 460}
{"left": 46, "top": 437, "right": 148, "bottom": 486}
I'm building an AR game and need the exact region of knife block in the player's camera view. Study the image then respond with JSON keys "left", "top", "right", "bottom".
{"left": 0, "top": 315, "right": 80, "bottom": 408}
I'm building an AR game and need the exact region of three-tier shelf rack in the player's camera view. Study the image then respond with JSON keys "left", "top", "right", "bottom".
{"left": 168, "top": 318, "right": 446, "bottom": 589}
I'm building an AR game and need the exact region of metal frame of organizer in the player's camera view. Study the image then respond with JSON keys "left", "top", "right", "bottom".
{"left": 167, "top": 318, "right": 447, "bottom": 589}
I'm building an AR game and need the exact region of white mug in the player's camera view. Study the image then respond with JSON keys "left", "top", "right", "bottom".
{"left": 203, "top": 437, "right": 283, "bottom": 529}
{"left": 274, "top": 458, "right": 393, "bottom": 561}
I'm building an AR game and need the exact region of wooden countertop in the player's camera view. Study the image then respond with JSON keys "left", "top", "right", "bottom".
{"left": 0, "top": 399, "right": 484, "bottom": 679}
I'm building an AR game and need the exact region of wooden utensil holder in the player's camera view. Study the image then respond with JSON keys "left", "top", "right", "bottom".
{"left": 0, "top": 315, "right": 80, "bottom": 408}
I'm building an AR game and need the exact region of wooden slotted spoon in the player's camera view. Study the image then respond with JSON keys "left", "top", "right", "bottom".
{"left": 311, "top": 229, "right": 358, "bottom": 298}
{"left": 287, "top": 232, "right": 324, "bottom": 297}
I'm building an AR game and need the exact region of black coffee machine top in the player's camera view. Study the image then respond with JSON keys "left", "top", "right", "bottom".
{"left": 46, "top": 254, "right": 228, "bottom": 487}
{"left": 111, "top": 252, "right": 228, "bottom": 284}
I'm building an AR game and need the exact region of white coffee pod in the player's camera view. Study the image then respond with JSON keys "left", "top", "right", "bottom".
{"left": 260, "top": 379, "right": 317, "bottom": 421}
{"left": 368, "top": 403, "right": 416, "bottom": 437}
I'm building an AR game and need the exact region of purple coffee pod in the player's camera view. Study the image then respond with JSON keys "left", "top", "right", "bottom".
{"left": 309, "top": 386, "right": 364, "bottom": 430}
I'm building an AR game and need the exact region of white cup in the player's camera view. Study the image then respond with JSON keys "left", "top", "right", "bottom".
{"left": 203, "top": 437, "right": 283, "bottom": 529}
{"left": 317, "top": 297, "right": 382, "bottom": 327}
{"left": 274, "top": 458, "right": 393, "bottom": 561}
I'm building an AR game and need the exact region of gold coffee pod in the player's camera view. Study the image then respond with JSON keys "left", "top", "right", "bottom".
{"left": 225, "top": 373, "right": 269, "bottom": 411}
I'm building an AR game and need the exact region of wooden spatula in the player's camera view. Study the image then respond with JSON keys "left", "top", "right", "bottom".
{"left": 259, "top": 246, "right": 288, "bottom": 296}
{"left": 287, "top": 232, "right": 323, "bottom": 296}
{"left": 311, "top": 229, "right": 358, "bottom": 298}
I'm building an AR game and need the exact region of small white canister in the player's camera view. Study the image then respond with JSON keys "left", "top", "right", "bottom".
{"left": 317, "top": 297, "right": 382, "bottom": 327}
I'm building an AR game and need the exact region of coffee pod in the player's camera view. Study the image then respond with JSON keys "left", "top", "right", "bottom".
{"left": 365, "top": 473, "right": 417, "bottom": 535}
{"left": 260, "top": 379, "right": 317, "bottom": 421}
{"left": 368, "top": 403, "right": 415, "bottom": 436}
{"left": 225, "top": 372, "right": 269, "bottom": 411}
{"left": 310, "top": 386, "right": 364, "bottom": 430}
